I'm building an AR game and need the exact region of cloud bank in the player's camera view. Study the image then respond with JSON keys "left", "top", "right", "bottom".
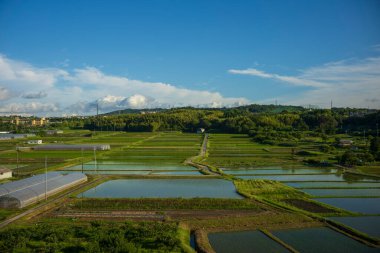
{"left": 0, "top": 54, "right": 249, "bottom": 115}
{"left": 229, "top": 57, "right": 380, "bottom": 108}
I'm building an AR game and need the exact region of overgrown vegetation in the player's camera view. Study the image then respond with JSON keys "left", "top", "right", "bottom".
{"left": 0, "top": 220, "right": 185, "bottom": 252}
{"left": 70, "top": 198, "right": 261, "bottom": 211}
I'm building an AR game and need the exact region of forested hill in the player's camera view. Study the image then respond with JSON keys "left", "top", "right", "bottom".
{"left": 57, "top": 105, "right": 379, "bottom": 136}
{"left": 105, "top": 104, "right": 305, "bottom": 115}
{"left": 2, "top": 105, "right": 378, "bottom": 136}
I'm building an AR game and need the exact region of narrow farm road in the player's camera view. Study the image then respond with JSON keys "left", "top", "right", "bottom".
{"left": 200, "top": 133, "right": 208, "bottom": 157}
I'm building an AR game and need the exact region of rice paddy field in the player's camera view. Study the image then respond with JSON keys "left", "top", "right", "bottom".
{"left": 1, "top": 131, "right": 380, "bottom": 252}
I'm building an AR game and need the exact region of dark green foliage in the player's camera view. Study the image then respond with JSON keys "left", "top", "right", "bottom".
{"left": 369, "top": 137, "right": 380, "bottom": 161}
{"left": 338, "top": 151, "right": 359, "bottom": 166}
{"left": 0, "top": 221, "right": 181, "bottom": 252}
{"left": 72, "top": 198, "right": 260, "bottom": 211}
{"left": 319, "top": 144, "right": 335, "bottom": 153}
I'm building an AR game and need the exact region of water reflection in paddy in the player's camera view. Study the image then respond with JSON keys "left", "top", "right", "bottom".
{"left": 329, "top": 216, "right": 380, "bottom": 238}
{"left": 285, "top": 181, "right": 380, "bottom": 188}
{"left": 272, "top": 227, "right": 378, "bottom": 253}
{"left": 300, "top": 188, "right": 380, "bottom": 197}
{"left": 314, "top": 198, "right": 380, "bottom": 214}
{"left": 149, "top": 170, "right": 202, "bottom": 175}
{"left": 81, "top": 179, "right": 242, "bottom": 198}
{"left": 223, "top": 168, "right": 337, "bottom": 175}
{"left": 65, "top": 163, "right": 196, "bottom": 171}
{"left": 237, "top": 174, "right": 380, "bottom": 182}
{"left": 208, "top": 230, "right": 289, "bottom": 253}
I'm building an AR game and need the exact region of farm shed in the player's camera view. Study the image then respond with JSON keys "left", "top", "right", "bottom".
{"left": 45, "top": 130, "right": 63, "bottom": 135}
{"left": 197, "top": 128, "right": 205, "bottom": 134}
{"left": 0, "top": 172, "right": 87, "bottom": 208}
{"left": 27, "top": 140, "right": 43, "bottom": 144}
{"left": 339, "top": 139, "right": 354, "bottom": 147}
{"left": 0, "top": 167, "right": 12, "bottom": 180}
{"left": 33, "top": 144, "right": 111, "bottom": 151}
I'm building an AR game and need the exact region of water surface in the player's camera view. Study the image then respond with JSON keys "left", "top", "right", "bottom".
{"left": 314, "top": 198, "right": 380, "bottom": 214}
{"left": 65, "top": 163, "right": 195, "bottom": 171}
{"left": 285, "top": 182, "right": 380, "bottom": 188}
{"left": 330, "top": 216, "right": 380, "bottom": 238}
{"left": 272, "top": 227, "right": 378, "bottom": 253}
{"left": 301, "top": 188, "right": 380, "bottom": 197}
{"left": 81, "top": 179, "right": 242, "bottom": 198}
{"left": 223, "top": 168, "right": 337, "bottom": 175}
{"left": 208, "top": 230, "right": 289, "bottom": 253}
{"left": 237, "top": 174, "right": 379, "bottom": 182}
{"left": 149, "top": 170, "right": 202, "bottom": 175}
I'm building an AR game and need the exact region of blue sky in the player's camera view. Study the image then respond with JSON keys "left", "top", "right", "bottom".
{"left": 0, "top": 0, "right": 379, "bottom": 115}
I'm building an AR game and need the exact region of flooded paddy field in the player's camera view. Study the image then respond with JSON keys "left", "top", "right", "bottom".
{"left": 300, "top": 188, "right": 380, "bottom": 197}
{"left": 329, "top": 216, "right": 380, "bottom": 238}
{"left": 285, "top": 181, "right": 380, "bottom": 188}
{"left": 80, "top": 179, "right": 242, "bottom": 198}
{"left": 237, "top": 174, "right": 347, "bottom": 181}
{"left": 63, "top": 162, "right": 201, "bottom": 175}
{"left": 65, "top": 163, "right": 197, "bottom": 171}
{"left": 236, "top": 173, "right": 380, "bottom": 182}
{"left": 314, "top": 198, "right": 380, "bottom": 214}
{"left": 222, "top": 167, "right": 337, "bottom": 175}
{"left": 272, "top": 227, "right": 379, "bottom": 253}
{"left": 208, "top": 230, "right": 290, "bottom": 253}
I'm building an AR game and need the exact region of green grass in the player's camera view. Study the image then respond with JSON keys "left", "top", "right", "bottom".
{"left": 234, "top": 179, "right": 308, "bottom": 200}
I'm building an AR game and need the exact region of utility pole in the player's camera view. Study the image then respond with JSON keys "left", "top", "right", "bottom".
{"left": 16, "top": 146, "right": 19, "bottom": 175}
{"left": 81, "top": 148, "right": 84, "bottom": 173}
{"left": 45, "top": 156, "right": 47, "bottom": 201}
{"left": 93, "top": 147, "right": 97, "bottom": 174}
{"left": 330, "top": 100, "right": 333, "bottom": 110}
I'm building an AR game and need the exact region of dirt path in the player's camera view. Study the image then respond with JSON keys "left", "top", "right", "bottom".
{"left": 200, "top": 133, "right": 208, "bottom": 157}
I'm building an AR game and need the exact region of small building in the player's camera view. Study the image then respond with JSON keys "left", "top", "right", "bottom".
{"left": 197, "top": 128, "right": 205, "bottom": 134}
{"left": 0, "top": 167, "right": 12, "bottom": 180}
{"left": 27, "top": 140, "right": 43, "bottom": 145}
{"left": 339, "top": 139, "right": 354, "bottom": 147}
{"left": 33, "top": 144, "right": 111, "bottom": 151}
{"left": 45, "top": 130, "right": 63, "bottom": 135}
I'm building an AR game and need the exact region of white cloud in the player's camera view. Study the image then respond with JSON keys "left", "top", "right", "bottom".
{"left": 0, "top": 55, "right": 250, "bottom": 115}
{"left": 228, "top": 68, "right": 326, "bottom": 87}
{"left": 67, "top": 67, "right": 249, "bottom": 109}
{"left": 22, "top": 91, "right": 47, "bottom": 99}
{"left": 0, "top": 54, "right": 68, "bottom": 88}
{"left": 229, "top": 56, "right": 380, "bottom": 108}
{"left": 122, "top": 94, "right": 152, "bottom": 109}
{"left": 0, "top": 86, "right": 11, "bottom": 100}
{"left": 0, "top": 102, "right": 59, "bottom": 114}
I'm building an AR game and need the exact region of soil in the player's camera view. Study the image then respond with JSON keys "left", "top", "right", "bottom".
{"left": 283, "top": 199, "right": 335, "bottom": 213}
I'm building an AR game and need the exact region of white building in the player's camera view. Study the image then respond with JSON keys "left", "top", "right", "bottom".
{"left": 197, "top": 128, "right": 205, "bottom": 134}
{"left": 45, "top": 130, "right": 63, "bottom": 135}
{"left": 0, "top": 167, "right": 12, "bottom": 180}
{"left": 27, "top": 140, "right": 43, "bottom": 145}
